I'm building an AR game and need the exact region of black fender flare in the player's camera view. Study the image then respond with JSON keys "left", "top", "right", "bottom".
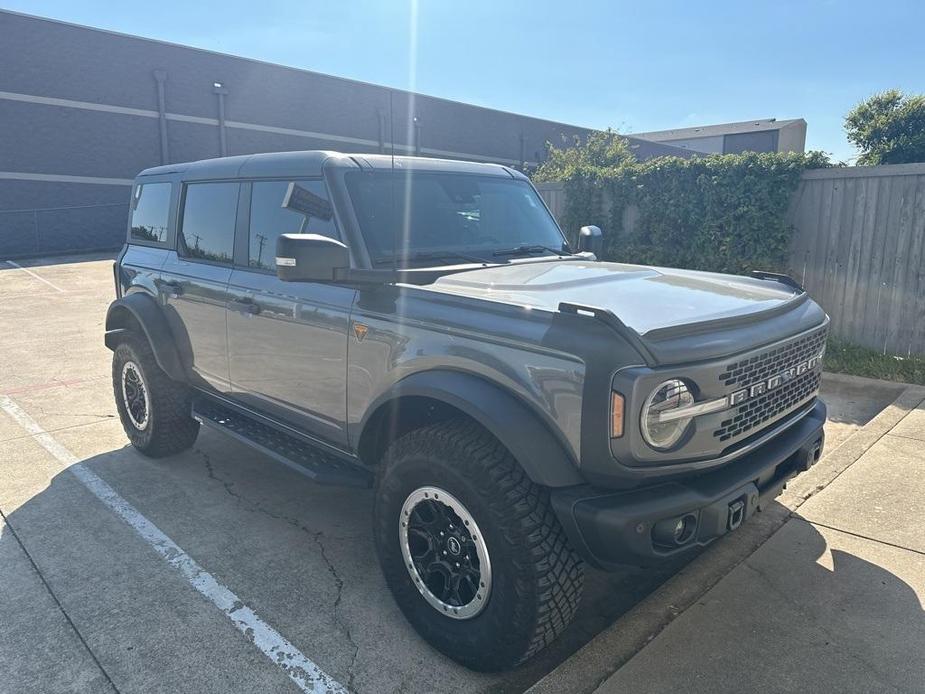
{"left": 104, "top": 293, "right": 185, "bottom": 381}
{"left": 361, "top": 370, "right": 584, "bottom": 487}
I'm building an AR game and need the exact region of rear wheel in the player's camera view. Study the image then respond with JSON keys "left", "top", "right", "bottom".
{"left": 112, "top": 335, "right": 199, "bottom": 457}
{"left": 374, "top": 419, "right": 584, "bottom": 671}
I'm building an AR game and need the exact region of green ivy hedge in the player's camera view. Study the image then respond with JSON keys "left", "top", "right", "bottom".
{"left": 534, "top": 134, "right": 830, "bottom": 275}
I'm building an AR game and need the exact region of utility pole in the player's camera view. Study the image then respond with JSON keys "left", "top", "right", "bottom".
{"left": 255, "top": 233, "right": 268, "bottom": 266}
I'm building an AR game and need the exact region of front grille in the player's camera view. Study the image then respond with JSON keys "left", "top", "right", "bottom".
{"left": 714, "top": 371, "right": 820, "bottom": 442}
{"left": 713, "top": 327, "right": 828, "bottom": 443}
{"left": 718, "top": 327, "right": 827, "bottom": 387}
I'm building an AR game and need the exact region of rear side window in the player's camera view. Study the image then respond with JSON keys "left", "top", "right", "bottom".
{"left": 130, "top": 182, "right": 171, "bottom": 244}
{"left": 247, "top": 180, "right": 337, "bottom": 271}
{"left": 178, "top": 182, "right": 239, "bottom": 264}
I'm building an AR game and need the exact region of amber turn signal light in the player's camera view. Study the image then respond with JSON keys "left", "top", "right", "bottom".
{"left": 611, "top": 392, "right": 625, "bottom": 438}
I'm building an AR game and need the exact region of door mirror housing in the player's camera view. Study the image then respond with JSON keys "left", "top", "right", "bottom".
{"left": 276, "top": 234, "right": 350, "bottom": 282}
{"left": 578, "top": 225, "right": 603, "bottom": 259}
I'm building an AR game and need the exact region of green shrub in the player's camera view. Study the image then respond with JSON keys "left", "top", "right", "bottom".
{"left": 534, "top": 135, "right": 829, "bottom": 274}
{"left": 533, "top": 129, "right": 636, "bottom": 182}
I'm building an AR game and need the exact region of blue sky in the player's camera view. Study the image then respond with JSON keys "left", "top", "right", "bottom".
{"left": 7, "top": 0, "right": 924, "bottom": 162}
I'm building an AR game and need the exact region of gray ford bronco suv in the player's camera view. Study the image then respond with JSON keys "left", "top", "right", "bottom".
{"left": 105, "top": 151, "right": 828, "bottom": 671}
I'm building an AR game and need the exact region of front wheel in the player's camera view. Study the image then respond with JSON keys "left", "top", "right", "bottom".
{"left": 374, "top": 419, "right": 584, "bottom": 671}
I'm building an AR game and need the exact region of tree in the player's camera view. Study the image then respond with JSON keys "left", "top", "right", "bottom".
{"left": 845, "top": 90, "right": 925, "bottom": 165}
{"left": 533, "top": 129, "right": 636, "bottom": 182}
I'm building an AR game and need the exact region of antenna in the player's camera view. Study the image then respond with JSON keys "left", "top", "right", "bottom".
{"left": 390, "top": 89, "right": 395, "bottom": 174}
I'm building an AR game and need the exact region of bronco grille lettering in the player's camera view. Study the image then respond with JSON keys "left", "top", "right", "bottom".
{"left": 727, "top": 355, "right": 820, "bottom": 408}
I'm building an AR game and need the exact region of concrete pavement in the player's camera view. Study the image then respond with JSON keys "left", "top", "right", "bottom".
{"left": 0, "top": 254, "right": 914, "bottom": 693}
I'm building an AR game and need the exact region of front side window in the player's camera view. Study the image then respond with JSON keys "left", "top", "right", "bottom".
{"left": 247, "top": 180, "right": 337, "bottom": 272}
{"left": 130, "top": 182, "right": 171, "bottom": 244}
{"left": 344, "top": 171, "right": 567, "bottom": 265}
{"left": 178, "top": 182, "right": 238, "bottom": 264}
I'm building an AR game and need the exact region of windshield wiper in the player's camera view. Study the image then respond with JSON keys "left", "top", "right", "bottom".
{"left": 492, "top": 244, "right": 576, "bottom": 258}
{"left": 374, "top": 250, "right": 496, "bottom": 266}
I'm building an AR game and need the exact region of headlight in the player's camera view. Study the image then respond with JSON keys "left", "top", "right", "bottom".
{"left": 641, "top": 379, "right": 695, "bottom": 450}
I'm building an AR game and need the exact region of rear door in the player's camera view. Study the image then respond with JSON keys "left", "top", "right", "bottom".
{"left": 226, "top": 178, "right": 356, "bottom": 447}
{"left": 160, "top": 180, "right": 240, "bottom": 394}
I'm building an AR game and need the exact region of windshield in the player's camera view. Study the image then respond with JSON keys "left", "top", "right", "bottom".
{"left": 344, "top": 171, "right": 568, "bottom": 265}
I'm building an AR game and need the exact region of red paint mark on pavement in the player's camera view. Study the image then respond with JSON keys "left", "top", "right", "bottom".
{"left": 2, "top": 377, "right": 99, "bottom": 395}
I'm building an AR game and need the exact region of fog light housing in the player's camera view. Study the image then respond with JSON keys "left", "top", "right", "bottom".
{"left": 652, "top": 514, "right": 698, "bottom": 547}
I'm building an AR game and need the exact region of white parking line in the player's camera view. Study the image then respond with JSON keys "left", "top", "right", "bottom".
{"left": 0, "top": 395, "right": 347, "bottom": 694}
{"left": 4, "top": 260, "right": 67, "bottom": 293}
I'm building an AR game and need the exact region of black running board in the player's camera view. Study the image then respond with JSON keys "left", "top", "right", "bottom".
{"left": 192, "top": 398, "right": 373, "bottom": 488}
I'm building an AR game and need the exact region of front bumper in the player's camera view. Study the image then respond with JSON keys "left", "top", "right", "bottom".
{"left": 551, "top": 400, "right": 826, "bottom": 571}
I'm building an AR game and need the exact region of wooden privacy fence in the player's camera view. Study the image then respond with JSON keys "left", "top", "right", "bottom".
{"left": 536, "top": 163, "right": 925, "bottom": 356}
{"left": 788, "top": 164, "right": 925, "bottom": 357}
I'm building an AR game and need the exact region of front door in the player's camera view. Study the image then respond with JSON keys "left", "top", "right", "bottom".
{"left": 226, "top": 179, "right": 355, "bottom": 447}
{"left": 160, "top": 180, "right": 240, "bottom": 394}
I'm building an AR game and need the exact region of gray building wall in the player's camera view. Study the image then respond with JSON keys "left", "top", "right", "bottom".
{"left": 634, "top": 119, "right": 807, "bottom": 156}
{"left": 0, "top": 10, "right": 693, "bottom": 258}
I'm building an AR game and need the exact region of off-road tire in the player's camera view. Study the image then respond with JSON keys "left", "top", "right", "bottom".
{"left": 112, "top": 335, "right": 199, "bottom": 457}
{"left": 374, "top": 418, "right": 584, "bottom": 671}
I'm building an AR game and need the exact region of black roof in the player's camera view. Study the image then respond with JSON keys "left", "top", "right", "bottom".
{"left": 138, "top": 151, "right": 527, "bottom": 181}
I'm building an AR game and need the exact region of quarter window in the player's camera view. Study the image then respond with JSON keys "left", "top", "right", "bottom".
{"left": 130, "top": 182, "right": 171, "bottom": 244}
{"left": 178, "top": 182, "right": 239, "bottom": 264}
{"left": 248, "top": 180, "right": 337, "bottom": 272}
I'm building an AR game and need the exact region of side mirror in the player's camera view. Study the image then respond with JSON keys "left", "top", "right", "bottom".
{"left": 276, "top": 233, "right": 349, "bottom": 282}
{"left": 578, "top": 225, "right": 603, "bottom": 259}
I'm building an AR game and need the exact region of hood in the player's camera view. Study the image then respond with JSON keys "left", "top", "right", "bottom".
{"left": 427, "top": 260, "right": 803, "bottom": 336}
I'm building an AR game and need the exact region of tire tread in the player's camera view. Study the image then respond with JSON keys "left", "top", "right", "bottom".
{"left": 112, "top": 334, "right": 198, "bottom": 457}
{"left": 378, "top": 418, "right": 583, "bottom": 669}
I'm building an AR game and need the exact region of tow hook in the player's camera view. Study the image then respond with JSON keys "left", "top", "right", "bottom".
{"left": 796, "top": 435, "right": 825, "bottom": 472}
{"left": 727, "top": 499, "right": 746, "bottom": 531}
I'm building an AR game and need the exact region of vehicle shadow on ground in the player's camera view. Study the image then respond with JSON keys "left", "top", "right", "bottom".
{"left": 818, "top": 381, "right": 903, "bottom": 427}
{"left": 4, "top": 441, "right": 921, "bottom": 693}
{"left": 0, "top": 434, "right": 690, "bottom": 693}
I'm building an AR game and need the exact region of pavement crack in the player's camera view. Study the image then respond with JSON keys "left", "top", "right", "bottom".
{"left": 313, "top": 531, "right": 361, "bottom": 693}
{"left": 803, "top": 520, "right": 925, "bottom": 558}
{"left": 0, "top": 419, "right": 117, "bottom": 445}
{"left": 199, "top": 448, "right": 245, "bottom": 503}
{"left": 41, "top": 411, "right": 116, "bottom": 420}
{"left": 21, "top": 401, "right": 115, "bottom": 421}
{"left": 197, "top": 448, "right": 362, "bottom": 690}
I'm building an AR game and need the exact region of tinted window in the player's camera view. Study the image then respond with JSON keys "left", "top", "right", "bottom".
{"left": 178, "top": 182, "right": 238, "bottom": 264}
{"left": 247, "top": 180, "right": 337, "bottom": 271}
{"left": 130, "top": 182, "right": 171, "bottom": 244}
{"left": 344, "top": 172, "right": 566, "bottom": 264}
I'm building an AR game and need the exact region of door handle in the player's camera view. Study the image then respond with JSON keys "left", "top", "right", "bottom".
{"left": 160, "top": 281, "right": 183, "bottom": 299}
{"left": 228, "top": 297, "right": 261, "bottom": 315}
